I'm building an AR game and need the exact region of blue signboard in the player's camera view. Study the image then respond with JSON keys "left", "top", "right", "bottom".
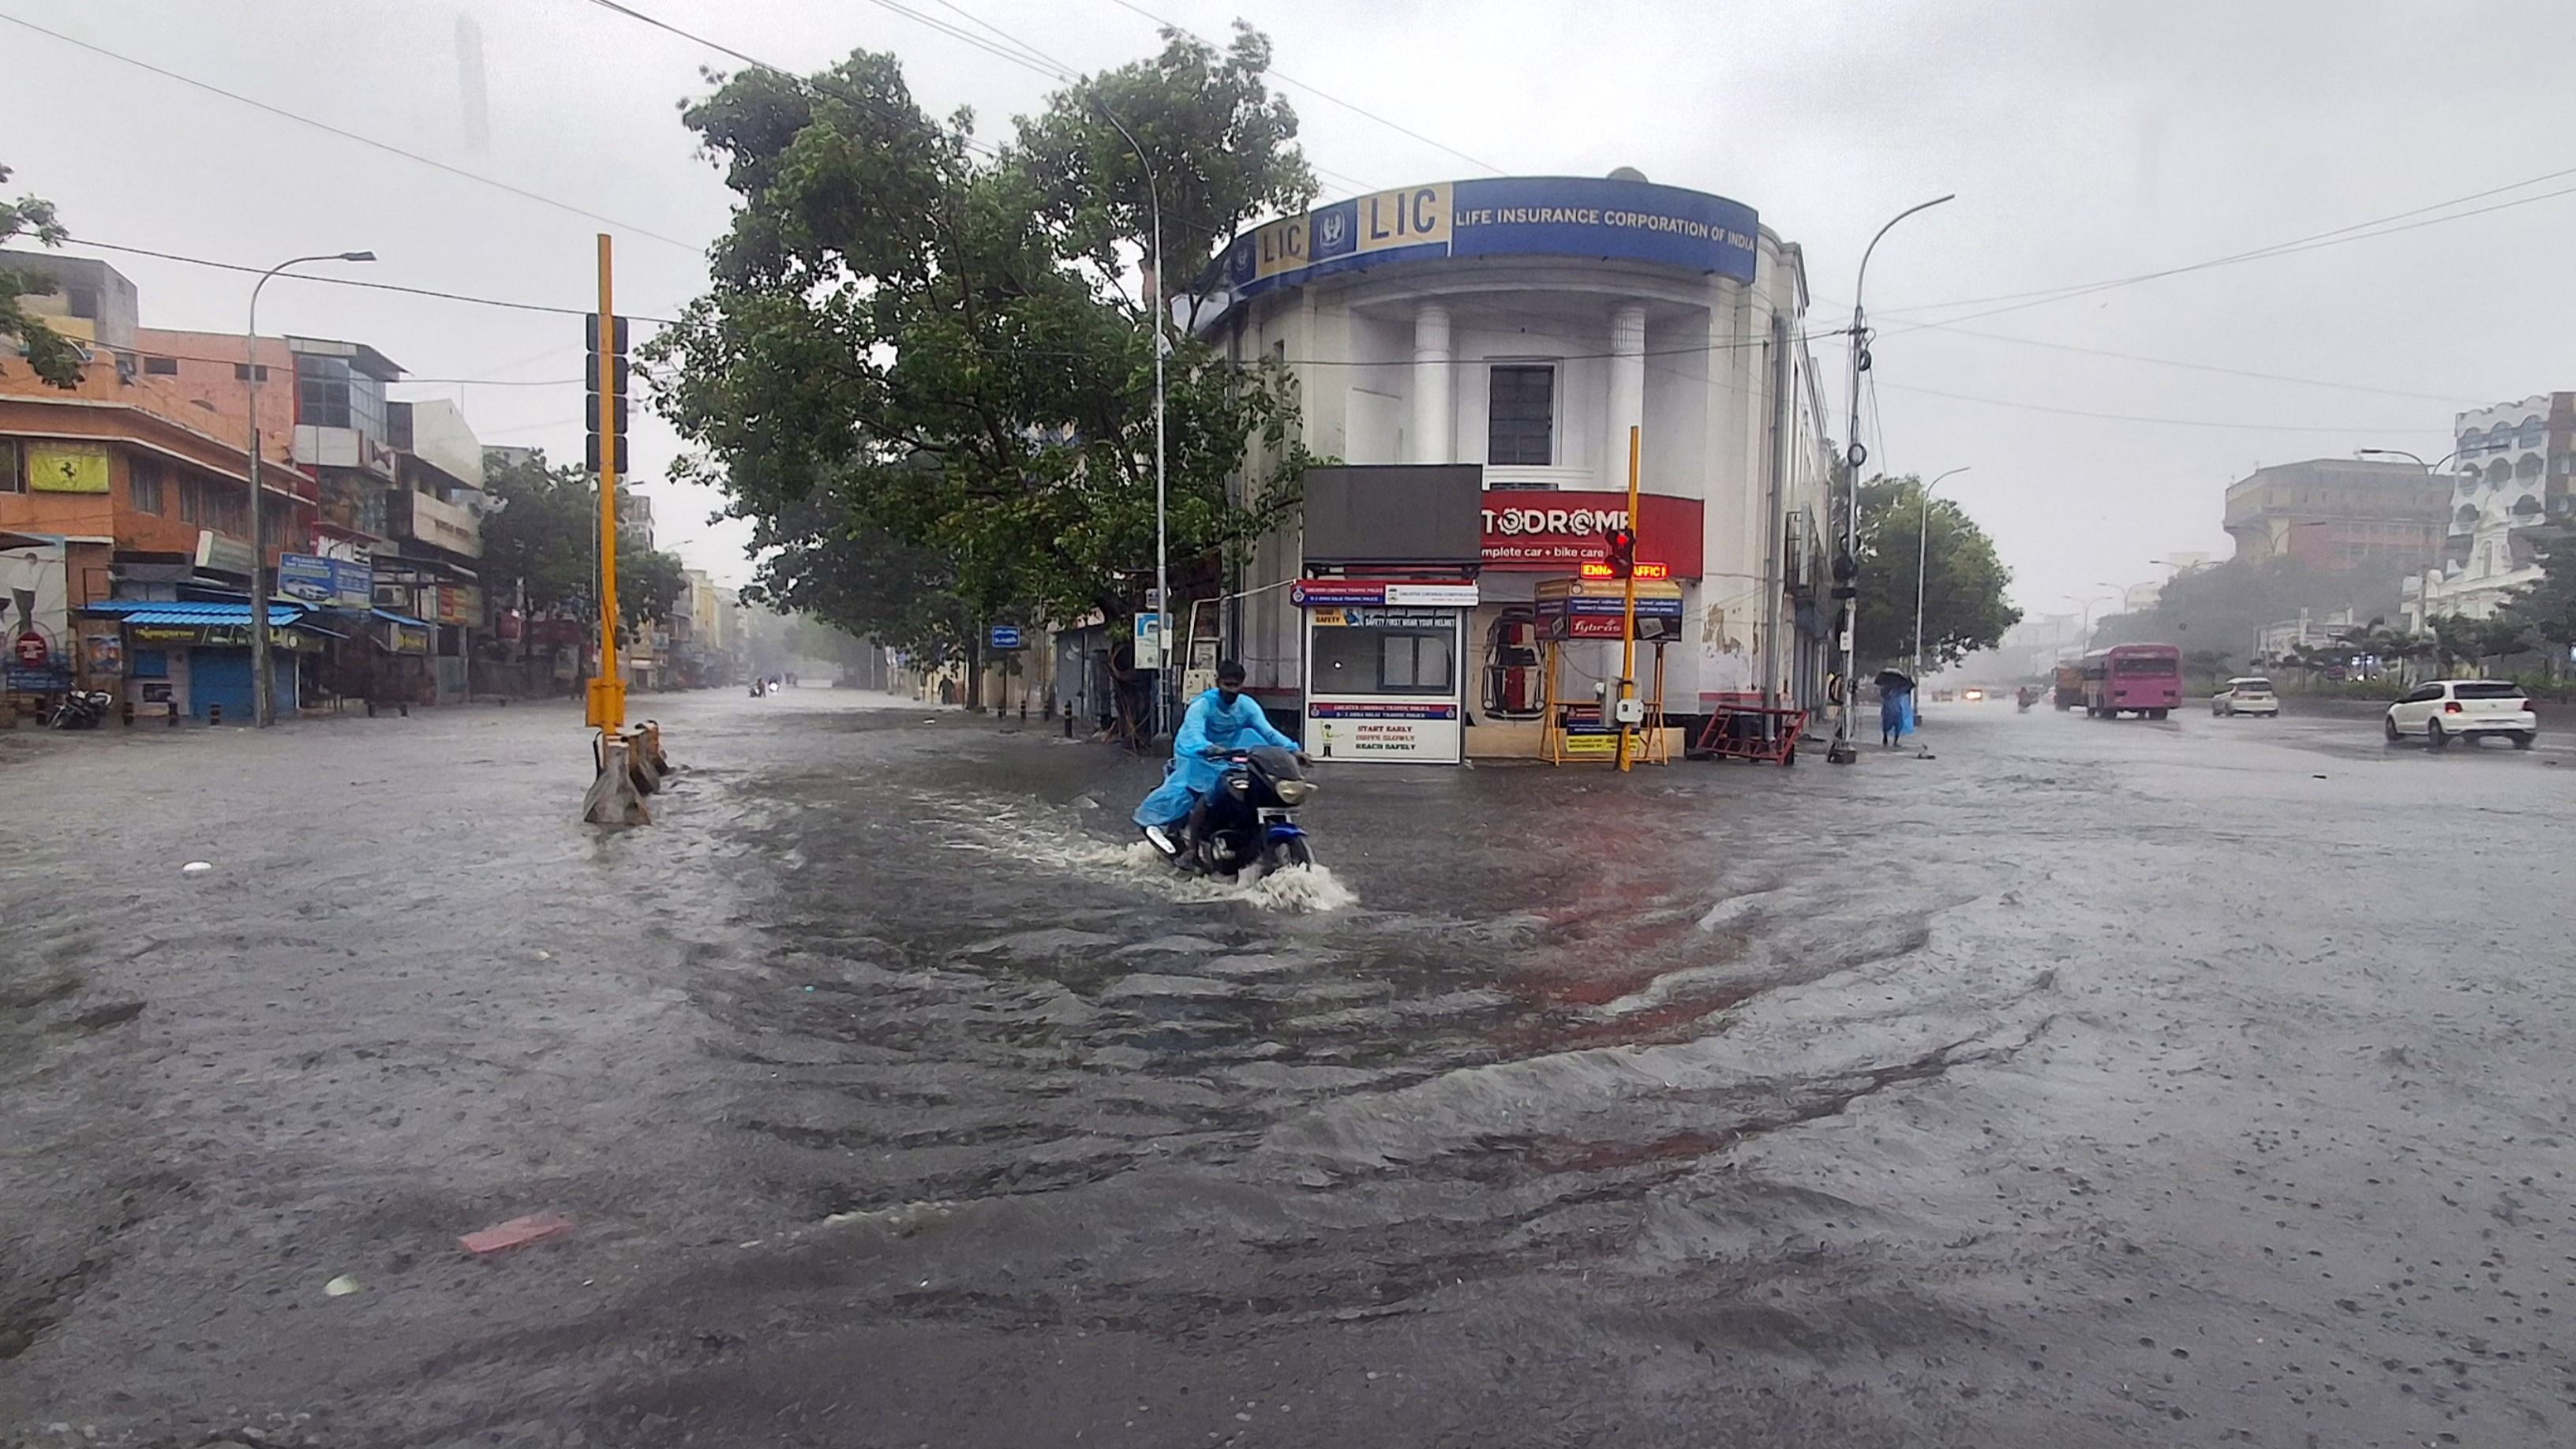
{"left": 277, "top": 552, "right": 373, "bottom": 608}
{"left": 988, "top": 624, "right": 1023, "bottom": 650}
{"left": 5, "top": 665, "right": 74, "bottom": 693}
{"left": 1215, "top": 176, "right": 1758, "bottom": 301}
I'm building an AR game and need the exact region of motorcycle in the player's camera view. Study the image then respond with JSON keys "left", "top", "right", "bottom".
{"left": 1176, "top": 745, "right": 1318, "bottom": 878}
{"left": 47, "top": 690, "right": 114, "bottom": 730}
{"left": 2016, "top": 687, "right": 2036, "bottom": 713}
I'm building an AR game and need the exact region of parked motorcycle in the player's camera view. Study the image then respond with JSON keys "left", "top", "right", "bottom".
{"left": 1180, "top": 745, "right": 1318, "bottom": 878}
{"left": 47, "top": 690, "right": 114, "bottom": 730}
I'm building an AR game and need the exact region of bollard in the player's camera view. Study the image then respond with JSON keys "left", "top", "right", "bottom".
{"left": 1062, "top": 710, "right": 1073, "bottom": 739}
{"left": 1020, "top": 701, "right": 1028, "bottom": 723}
{"left": 207, "top": 702, "right": 221, "bottom": 727}
{"left": 166, "top": 701, "right": 178, "bottom": 728}
{"left": 121, "top": 700, "right": 134, "bottom": 728}
{"left": 582, "top": 736, "right": 650, "bottom": 826}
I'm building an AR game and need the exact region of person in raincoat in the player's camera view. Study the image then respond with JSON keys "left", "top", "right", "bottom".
{"left": 1875, "top": 668, "right": 1916, "bottom": 747}
{"left": 1134, "top": 659, "right": 1301, "bottom": 858}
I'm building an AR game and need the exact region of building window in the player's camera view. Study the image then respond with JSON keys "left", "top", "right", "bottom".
{"left": 233, "top": 363, "right": 270, "bottom": 382}
{"left": 1487, "top": 364, "right": 1555, "bottom": 466}
{"left": 298, "top": 354, "right": 353, "bottom": 429}
{"left": 66, "top": 286, "right": 99, "bottom": 320}
{"left": 177, "top": 476, "right": 245, "bottom": 535}
{"left": 129, "top": 458, "right": 166, "bottom": 515}
{"left": 143, "top": 355, "right": 179, "bottom": 376}
{"left": 0, "top": 439, "right": 20, "bottom": 494}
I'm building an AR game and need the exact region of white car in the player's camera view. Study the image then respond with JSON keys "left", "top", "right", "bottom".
{"left": 2384, "top": 680, "right": 2537, "bottom": 750}
{"left": 2211, "top": 676, "right": 2278, "bottom": 717}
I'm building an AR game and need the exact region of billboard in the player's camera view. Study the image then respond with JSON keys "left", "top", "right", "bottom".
{"left": 277, "top": 553, "right": 374, "bottom": 608}
{"left": 1480, "top": 490, "right": 1704, "bottom": 576}
{"left": 1216, "top": 177, "right": 1760, "bottom": 301}
{"left": 1301, "top": 464, "right": 1483, "bottom": 567}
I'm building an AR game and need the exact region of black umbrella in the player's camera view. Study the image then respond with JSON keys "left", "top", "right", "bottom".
{"left": 1874, "top": 669, "right": 1915, "bottom": 692}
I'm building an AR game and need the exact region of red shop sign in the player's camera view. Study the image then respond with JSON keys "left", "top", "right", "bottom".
{"left": 1478, "top": 489, "right": 1704, "bottom": 578}
{"left": 13, "top": 631, "right": 49, "bottom": 668}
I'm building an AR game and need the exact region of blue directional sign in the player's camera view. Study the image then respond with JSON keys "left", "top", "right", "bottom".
{"left": 988, "top": 624, "right": 1023, "bottom": 650}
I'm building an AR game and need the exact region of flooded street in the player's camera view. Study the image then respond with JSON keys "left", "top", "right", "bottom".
{"left": 6, "top": 691, "right": 2574, "bottom": 1447}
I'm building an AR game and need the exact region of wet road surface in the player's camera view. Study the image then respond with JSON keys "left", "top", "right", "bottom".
{"left": 5, "top": 691, "right": 2574, "bottom": 1447}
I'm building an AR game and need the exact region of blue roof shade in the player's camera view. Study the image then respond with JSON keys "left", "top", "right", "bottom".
{"left": 371, "top": 607, "right": 431, "bottom": 627}
{"left": 80, "top": 601, "right": 310, "bottom": 627}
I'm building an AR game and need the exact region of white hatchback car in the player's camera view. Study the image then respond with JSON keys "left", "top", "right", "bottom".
{"left": 2384, "top": 680, "right": 2537, "bottom": 750}
{"left": 2211, "top": 676, "right": 2278, "bottom": 717}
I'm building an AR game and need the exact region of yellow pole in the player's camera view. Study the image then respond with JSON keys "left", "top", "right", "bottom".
{"left": 586, "top": 232, "right": 626, "bottom": 733}
{"left": 1616, "top": 425, "right": 1641, "bottom": 771}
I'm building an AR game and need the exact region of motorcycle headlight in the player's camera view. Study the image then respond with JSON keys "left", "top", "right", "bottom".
{"left": 1271, "top": 780, "right": 1315, "bottom": 806}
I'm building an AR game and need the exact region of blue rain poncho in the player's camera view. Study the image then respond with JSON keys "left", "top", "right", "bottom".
{"left": 1133, "top": 688, "right": 1299, "bottom": 829}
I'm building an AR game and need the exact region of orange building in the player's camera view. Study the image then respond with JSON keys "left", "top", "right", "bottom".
{"left": 3, "top": 253, "right": 324, "bottom": 717}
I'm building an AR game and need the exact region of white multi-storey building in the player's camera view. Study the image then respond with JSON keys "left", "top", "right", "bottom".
{"left": 2401, "top": 392, "right": 2572, "bottom": 629}
{"left": 1196, "top": 170, "right": 1836, "bottom": 751}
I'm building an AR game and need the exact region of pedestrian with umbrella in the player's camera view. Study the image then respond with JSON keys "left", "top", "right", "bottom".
{"left": 1874, "top": 668, "right": 1915, "bottom": 749}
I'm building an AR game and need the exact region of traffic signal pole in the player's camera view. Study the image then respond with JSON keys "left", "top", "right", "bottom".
{"left": 1616, "top": 425, "right": 1642, "bottom": 773}
{"left": 587, "top": 233, "right": 625, "bottom": 736}
{"left": 579, "top": 231, "right": 657, "bottom": 826}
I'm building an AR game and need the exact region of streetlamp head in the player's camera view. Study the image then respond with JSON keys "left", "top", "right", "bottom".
{"left": 339, "top": 251, "right": 376, "bottom": 262}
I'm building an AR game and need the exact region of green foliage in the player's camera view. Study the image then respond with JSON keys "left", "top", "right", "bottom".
{"left": 479, "top": 448, "right": 684, "bottom": 631}
{"left": 1, "top": 162, "right": 81, "bottom": 389}
{"left": 739, "top": 477, "right": 975, "bottom": 666}
{"left": 1852, "top": 474, "right": 2021, "bottom": 668}
{"left": 643, "top": 29, "right": 1319, "bottom": 643}
{"left": 2502, "top": 532, "right": 2576, "bottom": 653}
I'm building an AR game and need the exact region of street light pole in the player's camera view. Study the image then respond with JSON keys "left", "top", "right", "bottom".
{"left": 1833, "top": 193, "right": 1954, "bottom": 764}
{"left": 244, "top": 249, "right": 374, "bottom": 727}
{"left": 1091, "top": 106, "right": 1169, "bottom": 742}
{"left": 1911, "top": 464, "right": 1971, "bottom": 683}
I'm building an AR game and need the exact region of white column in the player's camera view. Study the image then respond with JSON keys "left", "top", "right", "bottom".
{"left": 1411, "top": 302, "right": 1452, "bottom": 463}
{"left": 1605, "top": 302, "right": 1646, "bottom": 487}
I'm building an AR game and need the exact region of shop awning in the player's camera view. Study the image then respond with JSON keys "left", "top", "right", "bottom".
{"left": 371, "top": 607, "right": 431, "bottom": 627}
{"left": 81, "top": 601, "right": 310, "bottom": 627}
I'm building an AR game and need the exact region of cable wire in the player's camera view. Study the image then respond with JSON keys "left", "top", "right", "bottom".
{"left": 0, "top": 9, "right": 705, "bottom": 255}
{"left": 62, "top": 238, "right": 679, "bottom": 323}
{"left": 1099, "top": 0, "right": 1505, "bottom": 175}
{"left": 1880, "top": 162, "right": 2576, "bottom": 328}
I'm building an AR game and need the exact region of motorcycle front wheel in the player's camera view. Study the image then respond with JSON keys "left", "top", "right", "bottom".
{"left": 1267, "top": 837, "right": 1315, "bottom": 872}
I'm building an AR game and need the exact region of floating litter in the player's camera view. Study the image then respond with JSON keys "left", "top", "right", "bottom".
{"left": 181, "top": 862, "right": 213, "bottom": 876}
{"left": 324, "top": 1275, "right": 362, "bottom": 1297}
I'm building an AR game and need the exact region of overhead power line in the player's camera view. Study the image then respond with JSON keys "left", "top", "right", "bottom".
{"left": 1893, "top": 320, "right": 2489, "bottom": 405}
{"left": 1879, "top": 159, "right": 2576, "bottom": 328}
{"left": 582, "top": 0, "right": 1004, "bottom": 159}
{"left": 0, "top": 9, "right": 705, "bottom": 255}
{"left": 1874, "top": 379, "right": 2449, "bottom": 435}
{"left": 65, "top": 237, "right": 679, "bottom": 324}
{"left": 1099, "top": 0, "right": 1506, "bottom": 176}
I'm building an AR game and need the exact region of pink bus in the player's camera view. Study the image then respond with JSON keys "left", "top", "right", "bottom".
{"left": 2082, "top": 643, "right": 2183, "bottom": 720}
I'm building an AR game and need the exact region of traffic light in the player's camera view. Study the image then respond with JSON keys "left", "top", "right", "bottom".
{"left": 1602, "top": 526, "right": 1637, "bottom": 580}
{"left": 585, "top": 312, "right": 629, "bottom": 475}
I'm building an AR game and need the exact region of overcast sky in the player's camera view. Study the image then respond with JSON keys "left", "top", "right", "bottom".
{"left": 9, "top": 0, "right": 2573, "bottom": 612}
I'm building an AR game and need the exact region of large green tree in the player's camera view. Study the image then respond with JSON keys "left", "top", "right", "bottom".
{"left": 1, "top": 163, "right": 82, "bottom": 388}
{"left": 1852, "top": 474, "right": 2021, "bottom": 669}
{"left": 645, "top": 27, "right": 1320, "bottom": 701}
{"left": 479, "top": 448, "right": 684, "bottom": 631}
{"left": 737, "top": 476, "right": 975, "bottom": 667}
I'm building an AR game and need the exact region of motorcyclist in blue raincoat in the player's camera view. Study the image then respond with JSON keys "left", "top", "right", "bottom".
{"left": 1135, "top": 659, "right": 1302, "bottom": 859}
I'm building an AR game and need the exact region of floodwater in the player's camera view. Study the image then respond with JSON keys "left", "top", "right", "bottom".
{"left": 4, "top": 690, "right": 2574, "bottom": 1447}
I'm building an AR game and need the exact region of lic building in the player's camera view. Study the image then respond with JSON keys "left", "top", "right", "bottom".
{"left": 1196, "top": 170, "right": 1839, "bottom": 761}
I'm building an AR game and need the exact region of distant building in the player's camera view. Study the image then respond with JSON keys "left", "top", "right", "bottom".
{"left": 2400, "top": 392, "right": 2573, "bottom": 629}
{"left": 2223, "top": 459, "right": 2448, "bottom": 571}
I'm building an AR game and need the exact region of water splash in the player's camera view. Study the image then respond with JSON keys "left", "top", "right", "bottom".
{"left": 908, "top": 789, "right": 1357, "bottom": 913}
